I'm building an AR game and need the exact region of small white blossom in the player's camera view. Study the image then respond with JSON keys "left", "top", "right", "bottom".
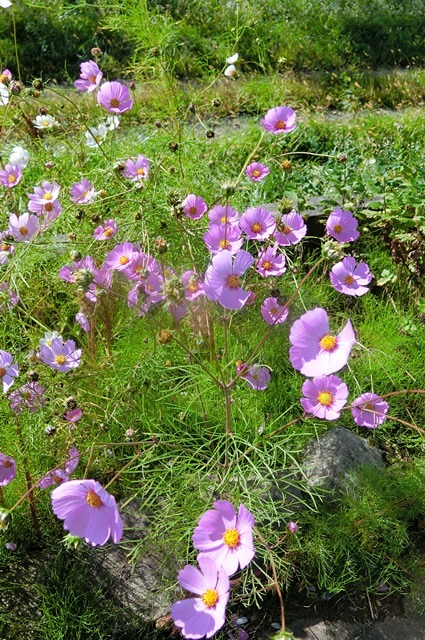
{"left": 224, "top": 64, "right": 238, "bottom": 78}
{"left": 0, "top": 0, "right": 12, "bottom": 8}
{"left": 226, "top": 53, "right": 239, "bottom": 64}
{"left": 0, "top": 84, "right": 9, "bottom": 106}
{"left": 33, "top": 114, "right": 59, "bottom": 130}
{"left": 84, "top": 124, "right": 108, "bottom": 148}
{"left": 9, "top": 146, "right": 29, "bottom": 168}
{"left": 105, "top": 115, "right": 120, "bottom": 131}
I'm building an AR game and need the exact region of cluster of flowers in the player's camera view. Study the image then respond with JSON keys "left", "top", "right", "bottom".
{"left": 171, "top": 500, "right": 255, "bottom": 639}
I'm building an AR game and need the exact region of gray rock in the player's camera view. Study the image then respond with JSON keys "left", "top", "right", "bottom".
{"left": 301, "top": 427, "right": 384, "bottom": 497}
{"left": 90, "top": 497, "right": 178, "bottom": 623}
{"left": 287, "top": 614, "right": 425, "bottom": 639}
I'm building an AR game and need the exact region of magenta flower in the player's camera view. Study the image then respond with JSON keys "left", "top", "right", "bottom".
{"left": 0, "top": 350, "right": 18, "bottom": 393}
{"left": 97, "top": 81, "right": 133, "bottom": 114}
{"left": 261, "top": 106, "right": 297, "bottom": 134}
{"left": 204, "top": 250, "right": 254, "bottom": 310}
{"left": 203, "top": 223, "right": 244, "bottom": 254}
{"left": 28, "top": 180, "right": 60, "bottom": 205}
{"left": 330, "top": 256, "right": 373, "bottom": 296}
{"left": 182, "top": 194, "right": 207, "bottom": 220}
{"left": 8, "top": 382, "right": 45, "bottom": 415}
{"left": 39, "top": 446, "right": 80, "bottom": 489}
{"left": 105, "top": 242, "right": 137, "bottom": 271}
{"left": 193, "top": 500, "right": 255, "bottom": 577}
{"left": 274, "top": 210, "right": 307, "bottom": 246}
{"left": 245, "top": 162, "right": 269, "bottom": 181}
{"left": 75, "top": 312, "right": 90, "bottom": 333}
{"left": 74, "top": 60, "right": 103, "bottom": 93}
{"left": 326, "top": 208, "right": 359, "bottom": 243}
{"left": 289, "top": 307, "right": 356, "bottom": 376}
{"left": 8, "top": 212, "right": 39, "bottom": 241}
{"left": 287, "top": 521, "right": 298, "bottom": 533}
{"left": 239, "top": 207, "right": 275, "bottom": 240}
{"left": 300, "top": 375, "right": 349, "bottom": 420}
{"left": 0, "top": 164, "right": 22, "bottom": 188}
{"left": 351, "top": 392, "right": 389, "bottom": 428}
{"left": 171, "top": 555, "right": 230, "bottom": 640}
{"left": 182, "top": 270, "right": 205, "bottom": 300}
{"left": 256, "top": 245, "right": 286, "bottom": 278}
{"left": 51, "top": 479, "right": 123, "bottom": 546}
{"left": 93, "top": 219, "right": 117, "bottom": 241}
{"left": 0, "top": 453, "right": 16, "bottom": 486}
{"left": 208, "top": 205, "right": 239, "bottom": 226}
{"left": 261, "top": 296, "right": 288, "bottom": 325}
{"left": 64, "top": 408, "right": 83, "bottom": 423}
{"left": 242, "top": 364, "right": 271, "bottom": 391}
{"left": 122, "top": 155, "right": 150, "bottom": 182}
{"left": 39, "top": 337, "right": 82, "bottom": 372}
{"left": 70, "top": 178, "right": 96, "bottom": 204}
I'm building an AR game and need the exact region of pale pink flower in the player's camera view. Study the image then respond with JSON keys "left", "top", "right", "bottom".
{"left": 0, "top": 453, "right": 16, "bottom": 486}
{"left": 330, "top": 257, "right": 373, "bottom": 296}
{"left": 246, "top": 162, "right": 269, "bottom": 181}
{"left": 242, "top": 364, "right": 271, "bottom": 390}
{"left": 0, "top": 164, "right": 22, "bottom": 188}
{"left": 255, "top": 245, "right": 286, "bottom": 277}
{"left": 239, "top": 207, "right": 275, "bottom": 240}
{"left": 93, "top": 219, "right": 117, "bottom": 241}
{"left": 8, "top": 212, "right": 39, "bottom": 241}
{"left": 204, "top": 250, "right": 254, "bottom": 310}
{"left": 261, "top": 106, "right": 297, "bottom": 134}
{"left": 351, "top": 392, "right": 389, "bottom": 428}
{"left": 261, "top": 296, "right": 288, "bottom": 325}
{"left": 74, "top": 60, "right": 103, "bottom": 93}
{"left": 326, "top": 208, "right": 359, "bottom": 243}
{"left": 39, "top": 338, "right": 82, "bottom": 372}
{"left": 122, "top": 155, "right": 150, "bottom": 181}
{"left": 70, "top": 178, "right": 96, "bottom": 204}
{"left": 208, "top": 205, "right": 239, "bottom": 226}
{"left": 75, "top": 312, "right": 90, "bottom": 333}
{"left": 97, "top": 81, "right": 133, "bottom": 114}
{"left": 300, "top": 375, "right": 349, "bottom": 420}
{"left": 0, "top": 350, "right": 18, "bottom": 393}
{"left": 274, "top": 210, "right": 307, "bottom": 246}
{"left": 182, "top": 271, "right": 205, "bottom": 300}
{"left": 203, "top": 223, "right": 244, "bottom": 254}
{"left": 182, "top": 194, "right": 207, "bottom": 220}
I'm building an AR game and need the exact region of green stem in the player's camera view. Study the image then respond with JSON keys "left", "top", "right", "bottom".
{"left": 11, "top": 4, "right": 21, "bottom": 82}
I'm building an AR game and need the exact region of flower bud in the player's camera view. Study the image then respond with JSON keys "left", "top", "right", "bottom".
{"left": 157, "top": 329, "right": 173, "bottom": 345}
{"left": 10, "top": 80, "right": 23, "bottom": 95}
{"left": 0, "top": 509, "right": 12, "bottom": 532}
{"left": 212, "top": 98, "right": 221, "bottom": 107}
{"left": 154, "top": 236, "right": 168, "bottom": 254}
{"left": 62, "top": 533, "right": 83, "bottom": 550}
{"left": 282, "top": 159, "right": 292, "bottom": 171}
{"left": 168, "top": 141, "right": 179, "bottom": 152}
{"left": 206, "top": 129, "right": 215, "bottom": 138}
{"left": 91, "top": 47, "right": 102, "bottom": 57}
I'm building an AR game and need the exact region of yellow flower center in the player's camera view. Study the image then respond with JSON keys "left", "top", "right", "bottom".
{"left": 86, "top": 490, "right": 103, "bottom": 508}
{"left": 104, "top": 228, "right": 114, "bottom": 237}
{"left": 222, "top": 527, "right": 240, "bottom": 548}
{"left": 3, "top": 459, "right": 12, "bottom": 468}
{"left": 319, "top": 334, "right": 337, "bottom": 351}
{"left": 219, "top": 239, "right": 230, "bottom": 249}
{"left": 188, "top": 282, "right": 199, "bottom": 292}
{"left": 270, "top": 307, "right": 277, "bottom": 315}
{"left": 262, "top": 261, "right": 272, "bottom": 271}
{"left": 226, "top": 275, "right": 240, "bottom": 288}
{"left": 55, "top": 355, "right": 67, "bottom": 365}
{"left": 1, "top": 243, "right": 10, "bottom": 251}
{"left": 119, "top": 255, "right": 129, "bottom": 265}
{"left": 201, "top": 589, "right": 219, "bottom": 608}
{"left": 251, "top": 222, "right": 263, "bottom": 233}
{"left": 137, "top": 168, "right": 145, "bottom": 176}
{"left": 252, "top": 169, "right": 261, "bottom": 177}
{"left": 19, "top": 226, "right": 28, "bottom": 236}
{"left": 344, "top": 275, "right": 354, "bottom": 285}
{"left": 317, "top": 391, "right": 333, "bottom": 406}
{"left": 333, "top": 224, "right": 343, "bottom": 233}
{"left": 42, "top": 120, "right": 50, "bottom": 127}
{"left": 283, "top": 225, "right": 291, "bottom": 234}
{"left": 275, "top": 120, "right": 286, "bottom": 130}
{"left": 220, "top": 216, "right": 228, "bottom": 224}
{"left": 43, "top": 193, "right": 53, "bottom": 200}
{"left": 8, "top": 174, "right": 17, "bottom": 184}
{"left": 110, "top": 98, "right": 120, "bottom": 108}
{"left": 89, "top": 74, "right": 97, "bottom": 84}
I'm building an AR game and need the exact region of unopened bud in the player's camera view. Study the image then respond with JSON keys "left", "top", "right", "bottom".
{"left": 168, "top": 141, "right": 179, "bottom": 152}
{"left": 69, "top": 250, "right": 82, "bottom": 262}
{"left": 125, "top": 428, "right": 136, "bottom": 439}
{"left": 32, "top": 78, "right": 44, "bottom": 91}
{"left": 338, "top": 153, "right": 347, "bottom": 163}
{"left": 154, "top": 236, "right": 168, "bottom": 254}
{"left": 9, "top": 80, "right": 23, "bottom": 95}
{"left": 91, "top": 47, "right": 102, "bottom": 57}
{"left": 45, "top": 161, "right": 55, "bottom": 170}
{"left": 0, "top": 510, "right": 12, "bottom": 532}
{"left": 62, "top": 533, "right": 83, "bottom": 550}
{"left": 206, "top": 130, "right": 215, "bottom": 139}
{"left": 157, "top": 329, "right": 173, "bottom": 345}
{"left": 282, "top": 159, "right": 292, "bottom": 171}
{"left": 212, "top": 98, "right": 221, "bottom": 107}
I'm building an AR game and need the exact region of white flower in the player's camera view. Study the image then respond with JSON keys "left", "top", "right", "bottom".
{"left": 9, "top": 146, "right": 29, "bottom": 168}
{"left": 39, "top": 331, "right": 62, "bottom": 347}
{"left": 0, "top": 84, "right": 9, "bottom": 106}
{"left": 224, "top": 64, "right": 238, "bottom": 78}
{"left": 105, "top": 115, "right": 120, "bottom": 131}
{"left": 84, "top": 124, "right": 108, "bottom": 148}
{"left": 0, "top": 0, "right": 12, "bottom": 8}
{"left": 226, "top": 53, "right": 239, "bottom": 64}
{"left": 33, "top": 114, "right": 59, "bottom": 129}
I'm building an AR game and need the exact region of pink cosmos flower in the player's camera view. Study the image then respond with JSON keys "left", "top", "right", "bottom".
{"left": 274, "top": 210, "right": 307, "bottom": 246}
{"left": 300, "top": 375, "right": 349, "bottom": 420}
{"left": 182, "top": 194, "right": 207, "bottom": 220}
{"left": 59, "top": 256, "right": 96, "bottom": 284}
{"left": 245, "top": 162, "right": 269, "bottom": 181}
{"left": 51, "top": 479, "right": 123, "bottom": 546}
{"left": 203, "top": 224, "right": 244, "bottom": 254}
{"left": 122, "top": 155, "right": 150, "bottom": 182}
{"left": 74, "top": 60, "right": 103, "bottom": 93}
{"left": 287, "top": 521, "right": 299, "bottom": 533}
{"left": 261, "top": 106, "right": 297, "bottom": 134}
{"left": 93, "top": 219, "right": 117, "bottom": 241}
{"left": 326, "top": 208, "right": 359, "bottom": 243}
{"left": 204, "top": 250, "right": 254, "bottom": 310}
{"left": 86, "top": 265, "right": 113, "bottom": 303}
{"left": 0, "top": 164, "right": 22, "bottom": 188}
{"left": 75, "top": 312, "right": 90, "bottom": 333}
{"left": 330, "top": 256, "right": 373, "bottom": 296}
{"left": 64, "top": 408, "right": 83, "bottom": 423}
{"left": 171, "top": 555, "right": 230, "bottom": 640}
{"left": 8, "top": 382, "right": 45, "bottom": 415}
{"left": 261, "top": 296, "right": 289, "bottom": 325}
{"left": 193, "top": 500, "right": 255, "bottom": 577}
{"left": 70, "top": 178, "right": 96, "bottom": 204}
{"left": 208, "top": 205, "right": 239, "bottom": 226}
{"left": 289, "top": 307, "right": 356, "bottom": 376}
{"left": 8, "top": 212, "right": 39, "bottom": 242}
{"left": 28, "top": 180, "right": 60, "bottom": 205}
{"left": 0, "top": 281, "right": 19, "bottom": 312}
{"left": 105, "top": 242, "right": 136, "bottom": 271}
{"left": 256, "top": 245, "right": 286, "bottom": 278}
{"left": 0, "top": 350, "right": 18, "bottom": 393}
{"left": 351, "top": 392, "right": 389, "bottom": 428}
{"left": 182, "top": 270, "right": 205, "bottom": 300}
{"left": 0, "top": 235, "right": 14, "bottom": 265}
{"left": 97, "top": 81, "right": 133, "bottom": 114}
{"left": 39, "top": 337, "right": 82, "bottom": 372}
{"left": 0, "top": 453, "right": 16, "bottom": 486}
{"left": 39, "top": 446, "right": 80, "bottom": 489}
{"left": 241, "top": 364, "right": 271, "bottom": 391}
{"left": 239, "top": 207, "right": 275, "bottom": 240}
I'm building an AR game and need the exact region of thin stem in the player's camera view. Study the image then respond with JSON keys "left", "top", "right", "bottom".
{"left": 11, "top": 4, "right": 21, "bottom": 82}
{"left": 255, "top": 527, "right": 286, "bottom": 631}
{"left": 15, "top": 418, "right": 41, "bottom": 538}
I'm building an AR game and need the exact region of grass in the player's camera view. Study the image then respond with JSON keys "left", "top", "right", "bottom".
{"left": 0, "top": 33, "right": 425, "bottom": 639}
